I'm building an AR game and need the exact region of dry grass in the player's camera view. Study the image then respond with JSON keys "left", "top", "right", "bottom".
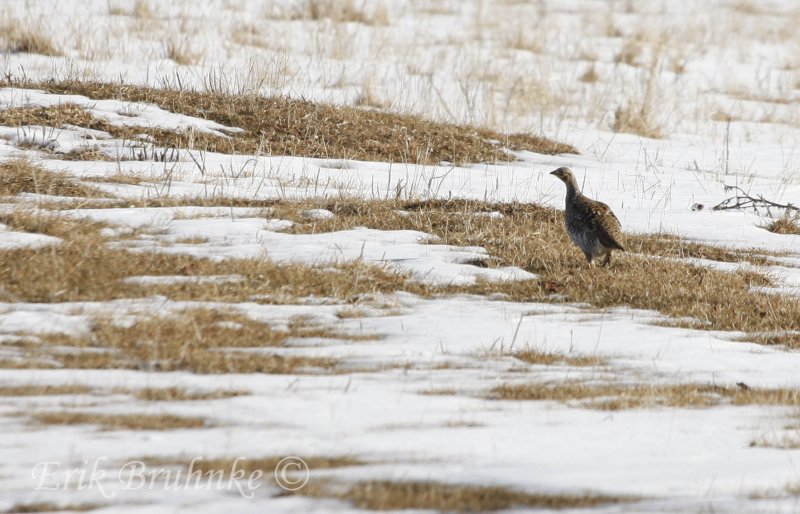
{"left": 134, "top": 387, "right": 247, "bottom": 401}
{"left": 730, "top": 0, "right": 768, "bottom": 15}
{"left": 7, "top": 80, "right": 577, "bottom": 164}
{"left": 613, "top": 103, "right": 662, "bottom": 139}
{"left": 0, "top": 103, "right": 173, "bottom": 162}
{"left": 766, "top": 216, "right": 800, "bottom": 235}
{"left": 302, "top": 0, "right": 388, "bottom": 25}
{"left": 630, "top": 233, "right": 776, "bottom": 265}
{"left": 31, "top": 411, "right": 206, "bottom": 430}
{"left": 336, "top": 307, "right": 370, "bottom": 319}
{"left": 354, "top": 81, "right": 391, "bottom": 110}
{"left": 0, "top": 19, "right": 61, "bottom": 56}
{"left": 418, "top": 388, "right": 458, "bottom": 396}
{"left": 0, "top": 158, "right": 108, "bottom": 198}
{"left": 0, "top": 210, "right": 185, "bottom": 301}
{"left": 0, "top": 384, "right": 92, "bottom": 396}
{"left": 612, "top": 52, "right": 665, "bottom": 138}
{"left": 749, "top": 434, "right": 800, "bottom": 449}
{"left": 57, "top": 148, "right": 117, "bottom": 162}
{"left": 268, "top": 198, "right": 797, "bottom": 345}
{"left": 27, "top": 308, "right": 341, "bottom": 374}
{"left": 131, "top": 0, "right": 155, "bottom": 18}
{"left": 84, "top": 172, "right": 144, "bottom": 185}
{"left": 0, "top": 209, "right": 108, "bottom": 240}
{"left": 0, "top": 209, "right": 423, "bottom": 304}
{"left": 491, "top": 381, "right": 800, "bottom": 410}
{"left": 579, "top": 65, "right": 599, "bottom": 83}
{"left": 29, "top": 195, "right": 286, "bottom": 211}
{"left": 616, "top": 38, "right": 643, "bottom": 67}
{"left": 0, "top": 358, "right": 57, "bottom": 369}
{"left": 298, "top": 480, "right": 635, "bottom": 511}
{"left": 0, "top": 103, "right": 94, "bottom": 127}
{"left": 747, "top": 333, "right": 800, "bottom": 348}
{"left": 165, "top": 39, "right": 199, "bottom": 66}
{"left": 506, "top": 29, "right": 544, "bottom": 54}
{"left": 3, "top": 503, "right": 100, "bottom": 513}
{"left": 262, "top": 0, "right": 389, "bottom": 25}
{"left": 145, "top": 454, "right": 363, "bottom": 476}
{"left": 3, "top": 195, "right": 798, "bottom": 351}
{"left": 513, "top": 349, "right": 606, "bottom": 367}
{"left": 0, "top": 107, "right": 118, "bottom": 159}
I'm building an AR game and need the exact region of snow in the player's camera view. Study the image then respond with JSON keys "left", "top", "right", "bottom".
{"left": 112, "top": 217, "right": 535, "bottom": 286}
{"left": 0, "top": 222, "right": 61, "bottom": 250}
{"left": 60, "top": 206, "right": 268, "bottom": 229}
{"left": 121, "top": 275, "right": 245, "bottom": 286}
{"left": 2, "top": 0, "right": 800, "bottom": 512}
{"left": 0, "top": 88, "right": 243, "bottom": 138}
{"left": 2, "top": 296, "right": 800, "bottom": 512}
{"left": 0, "top": 308, "right": 90, "bottom": 336}
{"left": 301, "top": 208, "right": 335, "bottom": 220}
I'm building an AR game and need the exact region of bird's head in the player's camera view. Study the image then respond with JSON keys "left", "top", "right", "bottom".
{"left": 550, "top": 167, "right": 580, "bottom": 193}
{"left": 549, "top": 167, "right": 574, "bottom": 182}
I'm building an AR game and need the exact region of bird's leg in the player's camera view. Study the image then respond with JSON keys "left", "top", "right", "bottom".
{"left": 601, "top": 251, "right": 612, "bottom": 267}
{"left": 583, "top": 251, "right": 594, "bottom": 267}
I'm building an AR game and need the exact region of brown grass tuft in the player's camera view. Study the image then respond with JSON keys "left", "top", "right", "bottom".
{"left": 579, "top": 65, "right": 599, "bottom": 83}
{"left": 766, "top": 215, "right": 800, "bottom": 235}
{"left": 611, "top": 53, "right": 665, "bottom": 138}
{"left": 31, "top": 411, "right": 206, "bottom": 430}
{"left": 418, "top": 388, "right": 458, "bottom": 396}
{"left": 132, "top": 0, "right": 154, "bottom": 18}
{"left": 0, "top": 159, "right": 108, "bottom": 198}
{"left": 83, "top": 172, "right": 144, "bottom": 185}
{"left": 299, "top": 480, "right": 635, "bottom": 511}
{"left": 513, "top": 349, "right": 606, "bottom": 367}
{"left": 0, "top": 208, "right": 108, "bottom": 240}
{"left": 613, "top": 103, "right": 662, "bottom": 139}
{"left": 616, "top": 35, "right": 644, "bottom": 67}
{"left": 749, "top": 434, "right": 800, "bottom": 449}
{"left": 302, "top": 0, "right": 389, "bottom": 25}
{"left": 630, "top": 233, "right": 775, "bottom": 265}
{"left": 56, "top": 148, "right": 117, "bottom": 162}
{"left": 744, "top": 333, "right": 800, "bottom": 349}
{"left": 491, "top": 381, "right": 800, "bottom": 410}
{"left": 0, "top": 103, "right": 94, "bottom": 128}
{"left": 29, "top": 308, "right": 340, "bottom": 374}
{"left": 0, "top": 384, "right": 92, "bottom": 396}
{"left": 19, "top": 80, "right": 576, "bottom": 164}
{"left": 0, "top": 209, "right": 421, "bottom": 304}
{"left": 134, "top": 387, "right": 247, "bottom": 401}
{"left": 146, "top": 454, "right": 363, "bottom": 476}
{"left": 0, "top": 20, "right": 61, "bottom": 56}
{"left": 3, "top": 502, "right": 100, "bottom": 513}
{"left": 165, "top": 39, "right": 199, "bottom": 66}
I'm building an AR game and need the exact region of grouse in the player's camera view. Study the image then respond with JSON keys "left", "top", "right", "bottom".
{"left": 550, "top": 167, "right": 625, "bottom": 266}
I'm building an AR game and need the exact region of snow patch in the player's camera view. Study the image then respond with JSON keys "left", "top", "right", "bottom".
{"left": 122, "top": 275, "right": 245, "bottom": 285}
{"left": 0, "top": 88, "right": 243, "bottom": 138}
{"left": 0, "top": 223, "right": 61, "bottom": 250}
{"left": 302, "top": 208, "right": 335, "bottom": 220}
{"left": 118, "top": 218, "right": 534, "bottom": 286}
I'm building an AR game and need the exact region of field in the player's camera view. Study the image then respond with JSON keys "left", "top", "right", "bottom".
{"left": 2, "top": 1, "right": 800, "bottom": 513}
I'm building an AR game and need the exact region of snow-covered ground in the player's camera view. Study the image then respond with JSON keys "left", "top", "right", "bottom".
{"left": 2, "top": 1, "right": 800, "bottom": 513}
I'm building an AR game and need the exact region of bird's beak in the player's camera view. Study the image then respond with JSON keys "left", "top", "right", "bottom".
{"left": 549, "top": 170, "right": 558, "bottom": 176}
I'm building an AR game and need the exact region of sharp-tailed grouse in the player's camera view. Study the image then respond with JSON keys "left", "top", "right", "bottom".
{"left": 550, "top": 167, "right": 625, "bottom": 266}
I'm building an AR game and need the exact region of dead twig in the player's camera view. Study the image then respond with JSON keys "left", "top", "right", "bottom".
{"left": 712, "top": 185, "right": 798, "bottom": 217}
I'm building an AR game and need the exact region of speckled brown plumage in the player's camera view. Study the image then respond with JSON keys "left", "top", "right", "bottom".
{"left": 550, "top": 167, "right": 625, "bottom": 266}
